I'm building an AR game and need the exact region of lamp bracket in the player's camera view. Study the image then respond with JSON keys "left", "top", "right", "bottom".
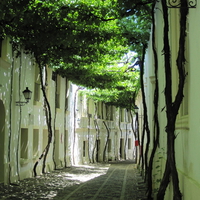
{"left": 16, "top": 101, "right": 28, "bottom": 106}
{"left": 167, "top": 0, "right": 197, "bottom": 8}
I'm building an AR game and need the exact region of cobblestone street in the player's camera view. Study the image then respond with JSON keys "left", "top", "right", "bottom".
{"left": 0, "top": 161, "right": 147, "bottom": 200}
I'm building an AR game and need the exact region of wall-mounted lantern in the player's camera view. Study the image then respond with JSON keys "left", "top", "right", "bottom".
{"left": 134, "top": 105, "right": 139, "bottom": 114}
{"left": 16, "top": 87, "right": 32, "bottom": 106}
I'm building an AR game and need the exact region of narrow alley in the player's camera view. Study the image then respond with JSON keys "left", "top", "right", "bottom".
{"left": 0, "top": 161, "right": 147, "bottom": 200}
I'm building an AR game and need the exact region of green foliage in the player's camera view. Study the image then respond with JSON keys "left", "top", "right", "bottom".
{"left": 117, "top": 0, "right": 153, "bottom": 17}
{"left": 1, "top": 0, "right": 127, "bottom": 65}
{"left": 0, "top": 0, "right": 152, "bottom": 109}
{"left": 117, "top": 10, "right": 152, "bottom": 56}
{"left": 83, "top": 67, "right": 140, "bottom": 110}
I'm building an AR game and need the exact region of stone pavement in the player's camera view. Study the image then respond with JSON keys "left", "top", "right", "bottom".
{"left": 0, "top": 160, "right": 147, "bottom": 200}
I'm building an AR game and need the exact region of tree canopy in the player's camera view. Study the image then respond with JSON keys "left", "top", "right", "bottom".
{"left": 83, "top": 67, "right": 140, "bottom": 109}
{"left": 0, "top": 0, "right": 152, "bottom": 109}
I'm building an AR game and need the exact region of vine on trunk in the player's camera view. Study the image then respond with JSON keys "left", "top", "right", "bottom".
{"left": 52, "top": 74, "right": 58, "bottom": 170}
{"left": 33, "top": 63, "right": 53, "bottom": 176}
{"left": 92, "top": 103, "right": 100, "bottom": 163}
{"left": 139, "top": 43, "right": 150, "bottom": 179}
{"left": 147, "top": 2, "right": 160, "bottom": 199}
{"left": 103, "top": 121, "right": 110, "bottom": 162}
{"left": 157, "top": 0, "right": 188, "bottom": 199}
{"left": 63, "top": 79, "right": 68, "bottom": 167}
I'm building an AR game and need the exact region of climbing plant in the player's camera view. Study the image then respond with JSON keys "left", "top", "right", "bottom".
{"left": 147, "top": 1, "right": 160, "bottom": 199}
{"left": 157, "top": 0, "right": 188, "bottom": 199}
{"left": 0, "top": 0, "right": 155, "bottom": 182}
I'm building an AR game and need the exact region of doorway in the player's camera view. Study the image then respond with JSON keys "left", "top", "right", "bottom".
{"left": 96, "top": 139, "right": 100, "bottom": 162}
{"left": 120, "top": 138, "right": 124, "bottom": 159}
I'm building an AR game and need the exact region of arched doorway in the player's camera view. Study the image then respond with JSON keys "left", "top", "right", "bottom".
{"left": 0, "top": 100, "right": 5, "bottom": 183}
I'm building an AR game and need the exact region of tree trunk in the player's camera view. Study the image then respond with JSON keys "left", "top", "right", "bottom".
{"left": 124, "top": 123, "right": 128, "bottom": 160}
{"left": 140, "top": 43, "right": 150, "bottom": 178}
{"left": 157, "top": 0, "right": 188, "bottom": 198}
{"left": 52, "top": 75, "right": 58, "bottom": 169}
{"left": 103, "top": 121, "right": 110, "bottom": 162}
{"left": 157, "top": 156, "right": 171, "bottom": 199}
{"left": 92, "top": 103, "right": 97, "bottom": 163}
{"left": 147, "top": 2, "right": 160, "bottom": 199}
{"left": 63, "top": 79, "right": 68, "bottom": 167}
{"left": 130, "top": 110, "right": 138, "bottom": 163}
{"left": 93, "top": 119, "right": 99, "bottom": 163}
{"left": 135, "top": 112, "right": 140, "bottom": 164}
{"left": 168, "top": 126, "right": 182, "bottom": 200}
{"left": 8, "top": 50, "right": 15, "bottom": 183}
{"left": 33, "top": 63, "right": 53, "bottom": 175}
{"left": 87, "top": 113, "right": 91, "bottom": 163}
{"left": 72, "top": 87, "right": 79, "bottom": 165}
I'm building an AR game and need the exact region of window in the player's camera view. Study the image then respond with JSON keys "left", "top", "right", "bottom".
{"left": 55, "top": 130, "right": 60, "bottom": 162}
{"left": 126, "top": 110, "right": 131, "bottom": 123}
{"left": 97, "top": 101, "right": 102, "bottom": 119}
{"left": 120, "top": 138, "right": 124, "bottom": 159}
{"left": 88, "top": 99, "right": 94, "bottom": 117}
{"left": 43, "top": 130, "right": 48, "bottom": 151}
{"left": 33, "top": 129, "right": 39, "bottom": 157}
{"left": 102, "top": 103, "right": 106, "bottom": 119}
{"left": 128, "top": 138, "right": 131, "bottom": 149}
{"left": 20, "top": 129, "right": 28, "bottom": 159}
{"left": 56, "top": 75, "right": 61, "bottom": 108}
{"left": 34, "top": 83, "right": 40, "bottom": 102}
{"left": 65, "top": 80, "right": 69, "bottom": 111}
{"left": 110, "top": 106, "right": 114, "bottom": 121}
{"left": 120, "top": 108, "right": 125, "bottom": 122}
{"left": 106, "top": 105, "right": 113, "bottom": 120}
{"left": 83, "top": 141, "right": 86, "bottom": 157}
{"left": 96, "top": 139, "right": 100, "bottom": 162}
{"left": 52, "top": 71, "right": 57, "bottom": 81}
{"left": 34, "top": 66, "right": 41, "bottom": 104}
{"left": 56, "top": 93, "right": 60, "bottom": 108}
{"left": 108, "top": 139, "right": 111, "bottom": 152}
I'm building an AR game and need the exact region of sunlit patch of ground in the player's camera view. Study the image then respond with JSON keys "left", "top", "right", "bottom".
{"left": 0, "top": 164, "right": 110, "bottom": 199}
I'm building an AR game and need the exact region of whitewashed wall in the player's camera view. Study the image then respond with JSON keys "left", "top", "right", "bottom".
{"left": 144, "top": 1, "right": 200, "bottom": 199}
{"left": 0, "top": 38, "right": 137, "bottom": 184}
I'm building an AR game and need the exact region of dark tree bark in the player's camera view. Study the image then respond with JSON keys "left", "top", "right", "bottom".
{"left": 130, "top": 110, "right": 139, "bottom": 163}
{"left": 103, "top": 121, "right": 110, "bottom": 162}
{"left": 119, "top": 108, "right": 123, "bottom": 159}
{"left": 147, "top": 2, "right": 160, "bottom": 199}
{"left": 157, "top": 0, "right": 188, "bottom": 199}
{"left": 87, "top": 113, "right": 92, "bottom": 163}
{"left": 8, "top": 49, "right": 15, "bottom": 183}
{"left": 41, "top": 65, "right": 53, "bottom": 174}
{"left": 91, "top": 103, "right": 97, "bottom": 163}
{"left": 52, "top": 75, "right": 58, "bottom": 169}
{"left": 135, "top": 112, "right": 140, "bottom": 164}
{"left": 33, "top": 63, "right": 53, "bottom": 176}
{"left": 124, "top": 123, "right": 128, "bottom": 160}
{"left": 140, "top": 43, "right": 150, "bottom": 178}
{"left": 63, "top": 79, "right": 68, "bottom": 167}
{"left": 93, "top": 119, "right": 99, "bottom": 163}
{"left": 72, "top": 87, "right": 80, "bottom": 165}
{"left": 92, "top": 103, "right": 101, "bottom": 163}
{"left": 16, "top": 53, "right": 22, "bottom": 180}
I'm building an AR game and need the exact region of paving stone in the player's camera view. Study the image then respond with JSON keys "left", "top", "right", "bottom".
{"left": 0, "top": 161, "right": 147, "bottom": 200}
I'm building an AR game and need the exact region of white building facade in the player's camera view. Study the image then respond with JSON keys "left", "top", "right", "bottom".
{"left": 0, "top": 37, "right": 137, "bottom": 184}
{"left": 143, "top": 1, "right": 200, "bottom": 199}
